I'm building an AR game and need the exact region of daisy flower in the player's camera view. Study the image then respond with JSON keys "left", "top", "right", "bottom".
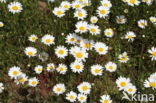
{"left": 126, "top": 0, "right": 140, "bottom": 6}
{"left": 65, "top": 33, "right": 77, "bottom": 45}
{"left": 104, "top": 28, "right": 114, "bottom": 37}
{"left": 74, "top": 9, "right": 87, "bottom": 20}
{"left": 53, "top": 83, "right": 66, "bottom": 95}
{"left": 94, "top": 42, "right": 108, "bottom": 55}
{"left": 101, "top": 0, "right": 112, "bottom": 8}
{"left": 0, "top": 83, "right": 4, "bottom": 93}
{"left": 88, "top": 24, "right": 101, "bottom": 35}
{"left": 97, "top": 6, "right": 110, "bottom": 18}
{"left": 118, "top": 52, "right": 129, "bottom": 63}
{"left": 8, "top": 66, "right": 21, "bottom": 79}
{"left": 70, "top": 61, "right": 84, "bottom": 73}
{"left": 60, "top": 1, "right": 71, "bottom": 10}
{"left": 148, "top": 47, "right": 156, "bottom": 60}
{"left": 41, "top": 34, "right": 55, "bottom": 46}
{"left": 53, "top": 7, "right": 65, "bottom": 18}
{"left": 90, "top": 16, "right": 98, "bottom": 24}
{"left": 144, "top": 78, "right": 156, "bottom": 89}
{"left": 77, "top": 93, "right": 87, "bottom": 103}
{"left": 116, "top": 15, "right": 127, "bottom": 24}
{"left": 15, "top": 73, "right": 28, "bottom": 85}
{"left": 0, "top": 22, "right": 4, "bottom": 27}
{"left": 80, "top": 39, "right": 94, "bottom": 50}
{"left": 34, "top": 65, "right": 43, "bottom": 74}
{"left": 47, "top": 63, "right": 55, "bottom": 72}
{"left": 77, "top": 82, "right": 92, "bottom": 94}
{"left": 138, "top": 19, "right": 148, "bottom": 29}
{"left": 66, "top": 91, "right": 77, "bottom": 102}
{"left": 70, "top": 46, "right": 88, "bottom": 61}
{"left": 125, "top": 31, "right": 136, "bottom": 41}
{"left": 24, "top": 47, "right": 37, "bottom": 57}
{"left": 56, "top": 64, "right": 68, "bottom": 74}
{"left": 149, "top": 16, "right": 156, "bottom": 23}
{"left": 124, "top": 85, "right": 137, "bottom": 95}
{"left": 100, "top": 95, "right": 112, "bottom": 103}
{"left": 8, "top": 2, "right": 23, "bottom": 14}
{"left": 142, "top": 0, "right": 153, "bottom": 5}
{"left": 75, "top": 21, "right": 88, "bottom": 34}
{"left": 72, "top": 1, "right": 84, "bottom": 9}
{"left": 28, "top": 77, "right": 39, "bottom": 87}
{"left": 28, "top": 34, "right": 38, "bottom": 42}
{"left": 116, "top": 76, "right": 131, "bottom": 90}
{"left": 105, "top": 62, "right": 117, "bottom": 72}
{"left": 91, "top": 64, "right": 103, "bottom": 76}
{"left": 55, "top": 45, "right": 68, "bottom": 59}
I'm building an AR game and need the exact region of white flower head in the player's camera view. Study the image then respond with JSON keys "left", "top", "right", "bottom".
{"left": 105, "top": 62, "right": 117, "bottom": 72}
{"left": 0, "top": 83, "right": 4, "bottom": 93}
{"left": 75, "top": 21, "right": 88, "bottom": 34}
{"left": 24, "top": 47, "right": 37, "bottom": 57}
{"left": 34, "top": 65, "right": 43, "bottom": 74}
{"left": 116, "top": 76, "right": 131, "bottom": 90}
{"left": 66, "top": 91, "right": 77, "bottom": 102}
{"left": 138, "top": 19, "right": 148, "bottom": 29}
{"left": 91, "top": 64, "right": 103, "bottom": 76}
{"left": 74, "top": 9, "right": 87, "bottom": 20}
{"left": 118, "top": 52, "right": 129, "bottom": 63}
{"left": 100, "top": 95, "right": 112, "bottom": 103}
{"left": 8, "top": 2, "right": 23, "bottom": 14}
{"left": 70, "top": 61, "right": 84, "bottom": 73}
{"left": 55, "top": 45, "right": 68, "bottom": 59}
{"left": 88, "top": 24, "right": 101, "bottom": 35}
{"left": 47, "top": 63, "right": 55, "bottom": 72}
{"left": 94, "top": 42, "right": 108, "bottom": 55}
{"left": 104, "top": 28, "right": 114, "bottom": 37}
{"left": 97, "top": 6, "right": 110, "bottom": 18}
{"left": 28, "top": 77, "right": 39, "bottom": 87}
{"left": 148, "top": 47, "right": 156, "bottom": 61}
{"left": 53, "top": 83, "right": 66, "bottom": 95}
{"left": 77, "top": 82, "right": 91, "bottom": 94}
{"left": 41, "top": 34, "right": 55, "bottom": 46}
{"left": 28, "top": 34, "right": 38, "bottom": 42}
{"left": 125, "top": 31, "right": 136, "bottom": 41}
{"left": 56, "top": 64, "right": 68, "bottom": 74}
{"left": 53, "top": 7, "right": 65, "bottom": 18}
{"left": 8, "top": 66, "right": 22, "bottom": 79}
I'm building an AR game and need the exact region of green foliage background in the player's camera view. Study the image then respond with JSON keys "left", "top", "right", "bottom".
{"left": 0, "top": 0, "right": 156, "bottom": 103}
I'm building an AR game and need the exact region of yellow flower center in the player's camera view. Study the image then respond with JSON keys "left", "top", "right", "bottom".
{"left": 106, "top": 32, "right": 111, "bottom": 36}
{"left": 0, "top": 23, "right": 4, "bottom": 27}
{"left": 120, "top": 82, "right": 126, "bottom": 87}
{"left": 103, "top": 100, "right": 109, "bottom": 103}
{"left": 18, "top": 78, "right": 25, "bottom": 83}
{"left": 69, "top": 96, "right": 74, "bottom": 99}
{"left": 75, "top": 5, "right": 80, "bottom": 8}
{"left": 31, "top": 37, "right": 37, "bottom": 41}
{"left": 127, "top": 35, "right": 133, "bottom": 39}
{"left": 48, "top": 66, "right": 54, "bottom": 70}
{"left": 90, "top": 28, "right": 96, "bottom": 32}
{"left": 84, "top": 43, "right": 91, "bottom": 49}
{"left": 130, "top": 0, "right": 136, "bottom": 4}
{"left": 94, "top": 69, "right": 100, "bottom": 73}
{"left": 13, "top": 71, "right": 19, "bottom": 75}
{"left": 45, "top": 39, "right": 52, "bottom": 43}
{"left": 108, "top": 66, "right": 113, "bottom": 70}
{"left": 82, "top": 86, "right": 88, "bottom": 91}
{"left": 75, "top": 52, "right": 83, "bottom": 58}
{"left": 80, "top": 97, "right": 84, "bottom": 100}
{"left": 59, "top": 67, "right": 65, "bottom": 71}
{"left": 98, "top": 48, "right": 104, "bottom": 52}
{"left": 75, "top": 65, "right": 81, "bottom": 69}
{"left": 56, "top": 88, "right": 61, "bottom": 92}
{"left": 28, "top": 52, "right": 33, "bottom": 56}
{"left": 92, "top": 19, "right": 97, "bottom": 23}
{"left": 70, "top": 38, "right": 75, "bottom": 42}
{"left": 31, "top": 81, "right": 37, "bottom": 85}
{"left": 99, "top": 10, "right": 106, "bottom": 14}
{"left": 149, "top": 82, "right": 156, "bottom": 87}
{"left": 79, "top": 26, "right": 85, "bottom": 31}
{"left": 12, "top": 6, "right": 19, "bottom": 10}
{"left": 56, "top": 11, "right": 63, "bottom": 15}
{"left": 152, "top": 52, "right": 156, "bottom": 56}
{"left": 128, "top": 88, "right": 133, "bottom": 92}
{"left": 37, "top": 68, "right": 43, "bottom": 72}
{"left": 58, "top": 50, "right": 64, "bottom": 55}
{"left": 64, "top": 5, "right": 69, "bottom": 8}
{"left": 78, "top": 13, "right": 83, "bottom": 17}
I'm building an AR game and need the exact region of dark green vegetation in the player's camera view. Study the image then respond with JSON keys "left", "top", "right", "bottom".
{"left": 0, "top": 0, "right": 156, "bottom": 103}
